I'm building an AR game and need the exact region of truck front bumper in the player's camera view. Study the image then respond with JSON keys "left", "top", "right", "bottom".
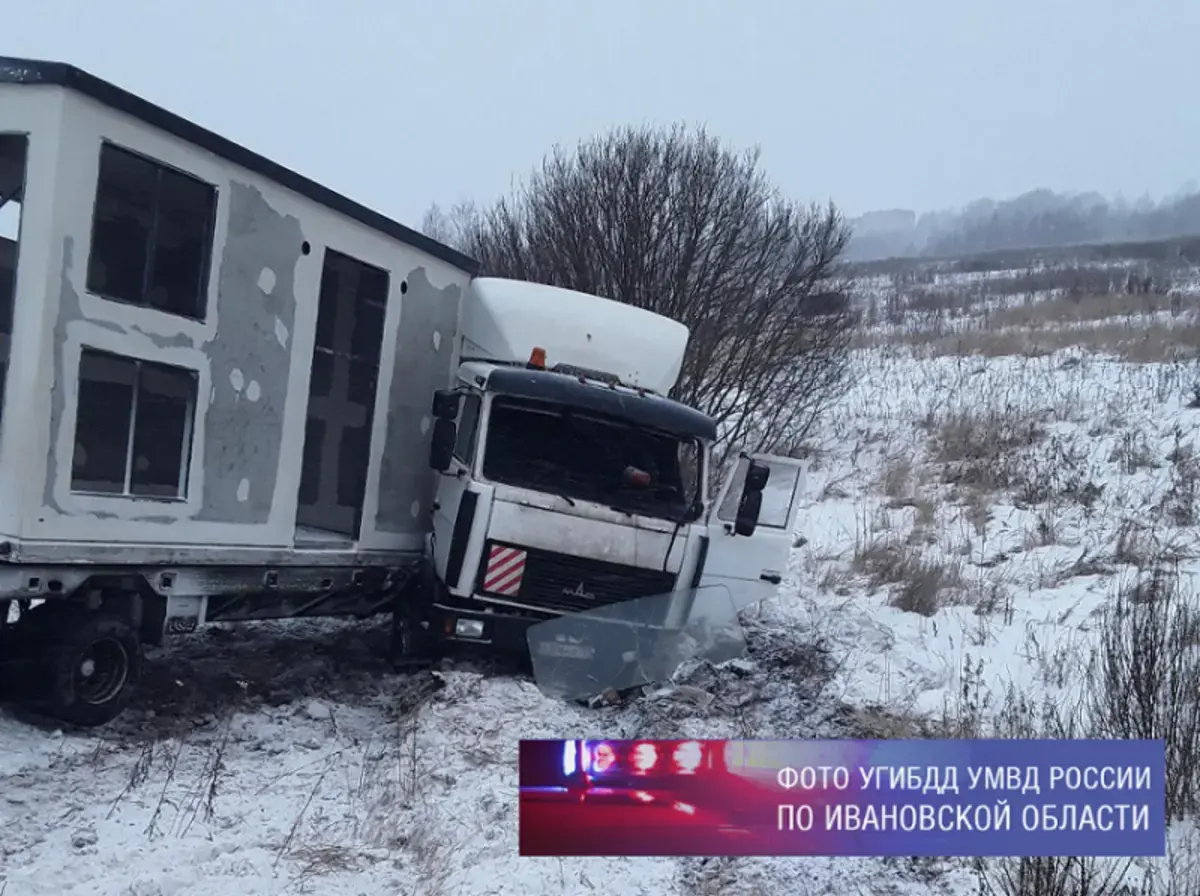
{"left": 430, "top": 593, "right": 677, "bottom": 658}
{"left": 431, "top": 596, "right": 550, "bottom": 652}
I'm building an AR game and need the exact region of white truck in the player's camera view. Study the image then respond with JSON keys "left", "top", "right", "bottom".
{"left": 0, "top": 56, "right": 806, "bottom": 727}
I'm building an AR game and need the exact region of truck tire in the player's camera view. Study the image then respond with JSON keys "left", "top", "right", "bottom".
{"left": 42, "top": 610, "right": 141, "bottom": 728}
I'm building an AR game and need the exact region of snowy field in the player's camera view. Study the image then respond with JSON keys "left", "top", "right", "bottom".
{"left": 5, "top": 271, "right": 1200, "bottom": 895}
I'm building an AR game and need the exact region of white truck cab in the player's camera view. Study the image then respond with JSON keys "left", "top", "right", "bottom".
{"left": 414, "top": 278, "right": 806, "bottom": 660}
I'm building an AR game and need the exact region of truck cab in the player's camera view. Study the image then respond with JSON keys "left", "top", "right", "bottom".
{"left": 416, "top": 278, "right": 806, "bottom": 661}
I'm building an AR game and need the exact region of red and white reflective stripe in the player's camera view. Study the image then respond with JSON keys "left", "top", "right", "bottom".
{"left": 483, "top": 545, "right": 526, "bottom": 596}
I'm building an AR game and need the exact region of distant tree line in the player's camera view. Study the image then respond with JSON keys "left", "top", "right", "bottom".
{"left": 846, "top": 188, "right": 1200, "bottom": 262}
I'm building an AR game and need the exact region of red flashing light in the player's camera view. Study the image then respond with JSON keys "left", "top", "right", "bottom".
{"left": 592, "top": 743, "right": 616, "bottom": 773}
{"left": 527, "top": 347, "right": 547, "bottom": 369}
{"left": 674, "top": 741, "right": 703, "bottom": 774}
{"left": 580, "top": 740, "right": 718, "bottom": 778}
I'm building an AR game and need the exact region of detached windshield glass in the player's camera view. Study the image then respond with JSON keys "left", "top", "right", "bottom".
{"left": 483, "top": 396, "right": 702, "bottom": 522}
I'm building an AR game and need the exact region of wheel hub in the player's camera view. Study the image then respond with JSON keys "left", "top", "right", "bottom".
{"left": 73, "top": 638, "right": 129, "bottom": 705}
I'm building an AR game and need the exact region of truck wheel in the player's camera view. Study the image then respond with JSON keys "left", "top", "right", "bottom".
{"left": 44, "top": 611, "right": 141, "bottom": 728}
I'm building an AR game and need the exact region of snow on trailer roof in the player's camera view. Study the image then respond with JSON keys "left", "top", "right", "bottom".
{"left": 0, "top": 56, "right": 479, "bottom": 275}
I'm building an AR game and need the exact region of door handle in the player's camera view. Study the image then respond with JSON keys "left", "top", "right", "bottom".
{"left": 760, "top": 573, "right": 781, "bottom": 584}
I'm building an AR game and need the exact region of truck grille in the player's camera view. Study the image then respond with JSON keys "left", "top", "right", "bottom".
{"left": 477, "top": 540, "right": 677, "bottom": 614}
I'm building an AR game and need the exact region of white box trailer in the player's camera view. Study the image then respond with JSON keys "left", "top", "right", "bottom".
{"left": 0, "top": 57, "right": 808, "bottom": 728}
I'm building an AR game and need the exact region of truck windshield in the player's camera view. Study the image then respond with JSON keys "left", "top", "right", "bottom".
{"left": 483, "top": 396, "right": 703, "bottom": 523}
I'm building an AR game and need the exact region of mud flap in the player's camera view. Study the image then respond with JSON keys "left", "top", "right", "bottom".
{"left": 390, "top": 562, "right": 440, "bottom": 670}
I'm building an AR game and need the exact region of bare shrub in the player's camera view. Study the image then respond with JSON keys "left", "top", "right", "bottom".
{"left": 975, "top": 855, "right": 1138, "bottom": 896}
{"left": 1115, "top": 520, "right": 1161, "bottom": 568}
{"left": 1140, "top": 826, "right": 1200, "bottom": 896}
{"left": 1161, "top": 439, "right": 1200, "bottom": 527}
{"left": 1024, "top": 507, "right": 1060, "bottom": 548}
{"left": 926, "top": 406, "right": 1044, "bottom": 495}
{"left": 852, "top": 531, "right": 962, "bottom": 616}
{"left": 1088, "top": 564, "right": 1200, "bottom": 822}
{"left": 1014, "top": 436, "right": 1105, "bottom": 510}
{"left": 1187, "top": 381, "right": 1200, "bottom": 410}
{"left": 1110, "top": 431, "right": 1158, "bottom": 474}
{"left": 964, "top": 668, "right": 1142, "bottom": 896}
{"left": 890, "top": 557, "right": 960, "bottom": 616}
{"left": 878, "top": 454, "right": 914, "bottom": 500}
{"left": 935, "top": 557, "right": 1200, "bottom": 896}
{"left": 423, "top": 124, "right": 857, "bottom": 460}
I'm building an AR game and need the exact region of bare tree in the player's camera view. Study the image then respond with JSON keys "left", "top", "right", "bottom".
{"left": 421, "top": 200, "right": 482, "bottom": 247}
{"left": 423, "top": 123, "right": 857, "bottom": 463}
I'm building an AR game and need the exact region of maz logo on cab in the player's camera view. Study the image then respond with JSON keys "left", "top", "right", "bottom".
{"left": 562, "top": 582, "right": 596, "bottom": 601}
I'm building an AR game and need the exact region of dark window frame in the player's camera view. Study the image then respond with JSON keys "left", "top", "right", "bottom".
{"left": 295, "top": 248, "right": 391, "bottom": 539}
{"left": 0, "top": 132, "right": 28, "bottom": 432}
{"left": 85, "top": 141, "right": 218, "bottom": 322}
{"left": 70, "top": 347, "right": 199, "bottom": 500}
{"left": 479, "top": 396, "right": 704, "bottom": 523}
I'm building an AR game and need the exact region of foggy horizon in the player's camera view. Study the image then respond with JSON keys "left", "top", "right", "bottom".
{"left": 6, "top": 0, "right": 1197, "bottom": 227}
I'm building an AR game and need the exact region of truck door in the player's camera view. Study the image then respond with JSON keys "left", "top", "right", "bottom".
{"left": 432, "top": 390, "right": 482, "bottom": 591}
{"left": 699, "top": 452, "right": 806, "bottom": 613}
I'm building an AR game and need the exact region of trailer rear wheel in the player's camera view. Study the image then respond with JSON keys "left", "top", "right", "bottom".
{"left": 44, "top": 610, "right": 141, "bottom": 728}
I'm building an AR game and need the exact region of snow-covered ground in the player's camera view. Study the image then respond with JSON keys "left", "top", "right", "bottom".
{"left": 5, "top": 303, "right": 1200, "bottom": 894}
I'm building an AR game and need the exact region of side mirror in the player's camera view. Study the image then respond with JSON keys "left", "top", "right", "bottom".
{"left": 734, "top": 490, "right": 762, "bottom": 536}
{"left": 429, "top": 418, "right": 457, "bottom": 472}
{"left": 431, "top": 389, "right": 461, "bottom": 421}
{"left": 745, "top": 460, "right": 770, "bottom": 493}
{"left": 733, "top": 460, "right": 769, "bottom": 536}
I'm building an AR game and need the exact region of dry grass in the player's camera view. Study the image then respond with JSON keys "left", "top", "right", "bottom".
{"left": 988, "top": 291, "right": 1191, "bottom": 330}
{"left": 846, "top": 259, "right": 1200, "bottom": 895}
{"left": 860, "top": 320, "right": 1200, "bottom": 362}
{"left": 933, "top": 556, "right": 1200, "bottom": 896}
{"left": 1109, "top": 430, "right": 1159, "bottom": 473}
{"left": 1089, "top": 564, "right": 1200, "bottom": 823}
{"left": 852, "top": 522, "right": 965, "bottom": 617}
{"left": 924, "top": 405, "right": 1046, "bottom": 497}
{"left": 877, "top": 454, "right": 915, "bottom": 500}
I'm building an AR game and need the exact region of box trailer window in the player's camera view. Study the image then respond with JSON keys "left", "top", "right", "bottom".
{"left": 86, "top": 142, "right": 217, "bottom": 321}
{"left": 71, "top": 348, "right": 198, "bottom": 498}
{"left": 483, "top": 397, "right": 701, "bottom": 522}
{"left": 0, "top": 134, "right": 27, "bottom": 431}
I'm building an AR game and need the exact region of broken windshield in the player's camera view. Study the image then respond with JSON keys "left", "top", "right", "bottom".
{"left": 482, "top": 396, "right": 703, "bottom": 523}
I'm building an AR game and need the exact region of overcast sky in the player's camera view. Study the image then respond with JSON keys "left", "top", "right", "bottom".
{"left": 7, "top": 0, "right": 1197, "bottom": 224}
